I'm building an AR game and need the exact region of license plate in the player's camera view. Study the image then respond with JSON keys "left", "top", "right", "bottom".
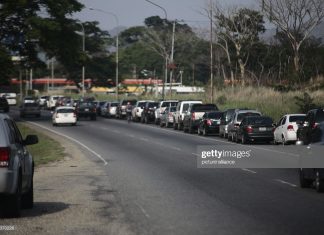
{"left": 259, "top": 127, "right": 266, "bottom": 131}
{"left": 85, "top": 108, "right": 89, "bottom": 111}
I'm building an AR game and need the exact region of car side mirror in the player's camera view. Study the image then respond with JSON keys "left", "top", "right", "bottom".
{"left": 24, "top": 135, "right": 38, "bottom": 145}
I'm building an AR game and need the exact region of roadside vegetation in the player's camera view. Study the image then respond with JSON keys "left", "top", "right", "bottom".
{"left": 17, "top": 123, "right": 65, "bottom": 166}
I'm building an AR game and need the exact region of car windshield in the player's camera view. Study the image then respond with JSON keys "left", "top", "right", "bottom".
{"left": 289, "top": 115, "right": 305, "bottom": 123}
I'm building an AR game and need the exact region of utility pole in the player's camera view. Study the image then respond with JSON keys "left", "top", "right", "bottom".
{"left": 169, "top": 20, "right": 176, "bottom": 99}
{"left": 210, "top": 0, "right": 214, "bottom": 103}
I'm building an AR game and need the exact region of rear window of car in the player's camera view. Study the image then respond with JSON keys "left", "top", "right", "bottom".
{"left": 237, "top": 112, "right": 261, "bottom": 122}
{"left": 57, "top": 109, "right": 74, "bottom": 113}
{"left": 24, "top": 103, "right": 38, "bottom": 107}
{"left": 289, "top": 115, "right": 305, "bottom": 123}
{"left": 111, "top": 103, "right": 119, "bottom": 107}
{"left": 248, "top": 117, "right": 273, "bottom": 125}
{"left": 192, "top": 105, "right": 217, "bottom": 111}
{"left": 208, "top": 112, "right": 223, "bottom": 119}
{"left": 161, "top": 102, "right": 178, "bottom": 107}
{"left": 148, "top": 102, "right": 159, "bottom": 108}
{"left": 169, "top": 106, "right": 176, "bottom": 112}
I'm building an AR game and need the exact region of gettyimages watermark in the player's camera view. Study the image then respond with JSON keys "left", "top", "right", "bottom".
{"left": 197, "top": 144, "right": 324, "bottom": 168}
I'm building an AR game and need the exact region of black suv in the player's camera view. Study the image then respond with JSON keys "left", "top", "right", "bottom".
{"left": 141, "top": 101, "right": 159, "bottom": 124}
{"left": 297, "top": 108, "right": 324, "bottom": 145}
{"left": 0, "top": 97, "right": 9, "bottom": 113}
{"left": 75, "top": 101, "right": 97, "bottom": 120}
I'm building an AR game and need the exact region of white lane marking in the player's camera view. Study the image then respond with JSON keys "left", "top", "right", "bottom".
{"left": 140, "top": 137, "right": 149, "bottom": 142}
{"left": 241, "top": 168, "right": 257, "bottom": 174}
{"left": 112, "top": 130, "right": 120, "bottom": 134}
{"left": 274, "top": 179, "right": 297, "bottom": 187}
{"left": 26, "top": 121, "right": 108, "bottom": 166}
{"left": 126, "top": 134, "right": 135, "bottom": 138}
{"left": 135, "top": 203, "right": 150, "bottom": 218}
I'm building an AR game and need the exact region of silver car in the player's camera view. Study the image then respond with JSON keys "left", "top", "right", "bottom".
{"left": 0, "top": 114, "right": 38, "bottom": 217}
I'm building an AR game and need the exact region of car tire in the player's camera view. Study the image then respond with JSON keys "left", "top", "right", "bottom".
{"left": 203, "top": 127, "right": 208, "bottom": 136}
{"left": 315, "top": 170, "right": 324, "bottom": 193}
{"left": 160, "top": 121, "right": 164, "bottom": 127}
{"left": 299, "top": 169, "right": 312, "bottom": 188}
{"left": 145, "top": 116, "right": 148, "bottom": 124}
{"left": 241, "top": 135, "right": 247, "bottom": 144}
{"left": 173, "top": 122, "right": 178, "bottom": 130}
{"left": 22, "top": 179, "right": 34, "bottom": 209}
{"left": 228, "top": 133, "right": 232, "bottom": 141}
{"left": 189, "top": 124, "right": 194, "bottom": 134}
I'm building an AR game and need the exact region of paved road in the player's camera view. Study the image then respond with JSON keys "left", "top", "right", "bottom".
{"left": 14, "top": 110, "right": 324, "bottom": 235}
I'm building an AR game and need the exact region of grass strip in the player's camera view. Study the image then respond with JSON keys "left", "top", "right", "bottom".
{"left": 17, "top": 123, "right": 65, "bottom": 166}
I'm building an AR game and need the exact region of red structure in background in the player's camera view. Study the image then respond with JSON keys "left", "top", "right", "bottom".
{"left": 122, "top": 78, "right": 163, "bottom": 85}
{"left": 10, "top": 78, "right": 92, "bottom": 86}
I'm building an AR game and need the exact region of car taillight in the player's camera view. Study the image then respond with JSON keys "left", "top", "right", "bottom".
{"left": 206, "top": 119, "right": 212, "bottom": 126}
{"left": 312, "top": 123, "right": 318, "bottom": 129}
{"left": 0, "top": 147, "right": 10, "bottom": 167}
{"left": 245, "top": 126, "right": 253, "bottom": 133}
{"left": 192, "top": 112, "right": 195, "bottom": 121}
{"left": 287, "top": 125, "right": 294, "bottom": 131}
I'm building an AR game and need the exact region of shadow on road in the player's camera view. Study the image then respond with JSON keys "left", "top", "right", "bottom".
{"left": 0, "top": 202, "right": 70, "bottom": 219}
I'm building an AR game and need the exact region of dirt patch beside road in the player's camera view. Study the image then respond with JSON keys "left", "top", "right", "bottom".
{"left": 1, "top": 125, "right": 134, "bottom": 235}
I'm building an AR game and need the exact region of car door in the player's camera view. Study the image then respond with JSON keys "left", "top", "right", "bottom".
{"left": 5, "top": 119, "right": 29, "bottom": 190}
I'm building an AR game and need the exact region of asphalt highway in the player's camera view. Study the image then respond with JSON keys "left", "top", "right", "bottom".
{"left": 15, "top": 110, "right": 324, "bottom": 235}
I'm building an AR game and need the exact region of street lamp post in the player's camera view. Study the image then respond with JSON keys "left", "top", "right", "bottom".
{"left": 89, "top": 7, "right": 119, "bottom": 100}
{"left": 144, "top": 0, "right": 169, "bottom": 100}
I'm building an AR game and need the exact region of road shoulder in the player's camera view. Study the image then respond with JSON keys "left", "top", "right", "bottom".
{"left": 1, "top": 124, "right": 134, "bottom": 235}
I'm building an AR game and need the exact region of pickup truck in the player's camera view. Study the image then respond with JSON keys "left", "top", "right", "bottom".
{"left": 183, "top": 104, "right": 218, "bottom": 133}
{"left": 0, "top": 114, "right": 38, "bottom": 217}
{"left": 173, "top": 100, "right": 202, "bottom": 130}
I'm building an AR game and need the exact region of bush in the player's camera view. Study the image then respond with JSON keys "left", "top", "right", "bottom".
{"left": 294, "top": 92, "right": 316, "bottom": 113}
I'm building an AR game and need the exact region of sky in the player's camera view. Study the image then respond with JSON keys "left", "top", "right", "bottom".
{"left": 74, "top": 0, "right": 258, "bottom": 32}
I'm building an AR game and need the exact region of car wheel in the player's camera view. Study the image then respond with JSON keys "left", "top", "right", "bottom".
{"left": 299, "top": 169, "right": 312, "bottom": 188}
{"left": 160, "top": 121, "right": 164, "bottom": 127}
{"left": 179, "top": 123, "right": 183, "bottom": 131}
{"left": 145, "top": 116, "right": 148, "bottom": 124}
{"left": 203, "top": 127, "right": 208, "bottom": 136}
{"left": 189, "top": 125, "right": 194, "bottom": 134}
{"left": 22, "top": 178, "right": 33, "bottom": 209}
{"left": 228, "top": 133, "right": 232, "bottom": 141}
{"left": 72, "top": 122, "right": 77, "bottom": 126}
{"left": 173, "top": 122, "right": 178, "bottom": 130}
{"left": 282, "top": 135, "right": 286, "bottom": 145}
{"left": 241, "top": 135, "right": 247, "bottom": 144}
{"left": 315, "top": 170, "right": 324, "bottom": 193}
